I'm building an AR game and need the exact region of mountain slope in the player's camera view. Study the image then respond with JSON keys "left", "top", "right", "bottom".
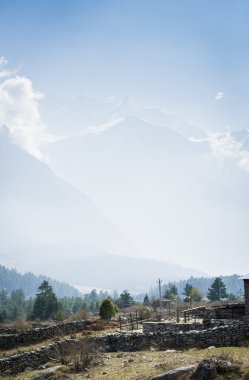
{"left": 0, "top": 127, "right": 136, "bottom": 262}
{"left": 0, "top": 264, "right": 80, "bottom": 297}
{"left": 45, "top": 113, "right": 249, "bottom": 276}
{"left": 0, "top": 127, "right": 209, "bottom": 290}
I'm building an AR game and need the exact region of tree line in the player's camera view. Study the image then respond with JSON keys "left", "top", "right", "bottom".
{"left": 147, "top": 274, "right": 244, "bottom": 302}
{"left": 147, "top": 277, "right": 235, "bottom": 305}
{"left": 0, "top": 264, "right": 80, "bottom": 298}
{"left": 0, "top": 277, "right": 244, "bottom": 323}
{"left": 0, "top": 281, "right": 136, "bottom": 323}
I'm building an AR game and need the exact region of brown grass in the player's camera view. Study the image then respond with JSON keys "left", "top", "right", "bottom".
{"left": 6, "top": 346, "right": 249, "bottom": 380}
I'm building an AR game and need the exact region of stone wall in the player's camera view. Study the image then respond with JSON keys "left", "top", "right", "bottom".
{"left": 94, "top": 319, "right": 249, "bottom": 352}
{"left": 0, "top": 320, "right": 88, "bottom": 349}
{"left": 2, "top": 319, "right": 249, "bottom": 375}
{"left": 143, "top": 322, "right": 206, "bottom": 334}
{"left": 0, "top": 339, "right": 75, "bottom": 375}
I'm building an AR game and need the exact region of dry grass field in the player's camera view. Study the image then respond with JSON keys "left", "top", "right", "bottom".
{"left": 1, "top": 320, "right": 249, "bottom": 379}
{"left": 2, "top": 346, "right": 249, "bottom": 379}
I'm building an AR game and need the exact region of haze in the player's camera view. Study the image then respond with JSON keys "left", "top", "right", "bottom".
{"left": 0, "top": 1, "right": 249, "bottom": 289}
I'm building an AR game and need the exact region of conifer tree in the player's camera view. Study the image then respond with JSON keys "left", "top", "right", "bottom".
{"left": 32, "top": 281, "right": 60, "bottom": 320}
{"left": 99, "top": 297, "right": 117, "bottom": 320}
{"left": 207, "top": 277, "right": 228, "bottom": 301}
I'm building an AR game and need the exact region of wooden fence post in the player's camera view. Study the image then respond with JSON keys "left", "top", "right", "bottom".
{"left": 130, "top": 313, "right": 134, "bottom": 330}
{"left": 119, "top": 316, "right": 122, "bottom": 330}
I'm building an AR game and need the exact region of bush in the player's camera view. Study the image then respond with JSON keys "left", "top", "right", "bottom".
{"left": 135, "top": 305, "right": 154, "bottom": 321}
{"left": 60, "top": 339, "right": 102, "bottom": 371}
{"left": 99, "top": 297, "right": 118, "bottom": 320}
{"left": 67, "top": 308, "right": 91, "bottom": 321}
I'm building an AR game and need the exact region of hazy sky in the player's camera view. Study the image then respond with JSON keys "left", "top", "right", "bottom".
{"left": 1, "top": 1, "right": 249, "bottom": 279}
{"left": 0, "top": 0, "right": 249, "bottom": 131}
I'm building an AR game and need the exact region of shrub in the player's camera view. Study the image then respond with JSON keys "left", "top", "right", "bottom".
{"left": 99, "top": 297, "right": 118, "bottom": 320}
{"left": 135, "top": 305, "right": 154, "bottom": 321}
{"left": 67, "top": 308, "right": 91, "bottom": 321}
{"left": 60, "top": 339, "right": 102, "bottom": 371}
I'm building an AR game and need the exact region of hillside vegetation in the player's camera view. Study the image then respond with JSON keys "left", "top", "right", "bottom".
{"left": 0, "top": 264, "right": 80, "bottom": 298}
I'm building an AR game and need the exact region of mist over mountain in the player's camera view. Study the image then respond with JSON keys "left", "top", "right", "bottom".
{"left": 0, "top": 264, "right": 80, "bottom": 298}
{"left": 43, "top": 97, "right": 249, "bottom": 276}
{"left": 1, "top": 96, "right": 249, "bottom": 288}
{"left": 6, "top": 243, "right": 204, "bottom": 292}
{"left": 0, "top": 127, "right": 135, "bottom": 261}
{"left": 0, "top": 126, "right": 205, "bottom": 291}
{"left": 1, "top": 2, "right": 249, "bottom": 295}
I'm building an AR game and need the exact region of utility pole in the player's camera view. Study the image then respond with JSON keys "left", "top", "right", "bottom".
{"left": 157, "top": 278, "right": 162, "bottom": 311}
{"left": 218, "top": 277, "right": 221, "bottom": 303}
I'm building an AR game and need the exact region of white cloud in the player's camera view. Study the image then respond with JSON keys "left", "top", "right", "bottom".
{"left": 0, "top": 75, "right": 52, "bottom": 161}
{"left": 208, "top": 132, "right": 249, "bottom": 172}
{"left": 0, "top": 56, "right": 8, "bottom": 66}
{"left": 0, "top": 69, "right": 17, "bottom": 78}
{"left": 0, "top": 56, "right": 19, "bottom": 79}
{"left": 215, "top": 91, "right": 224, "bottom": 100}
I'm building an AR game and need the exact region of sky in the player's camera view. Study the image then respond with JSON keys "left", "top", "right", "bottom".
{"left": 1, "top": 1, "right": 249, "bottom": 280}
{"left": 0, "top": 0, "right": 249, "bottom": 131}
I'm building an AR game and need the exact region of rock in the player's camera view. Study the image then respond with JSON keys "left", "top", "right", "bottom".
{"left": 39, "top": 363, "right": 51, "bottom": 369}
{"left": 207, "top": 346, "right": 216, "bottom": 350}
{"left": 32, "top": 366, "right": 64, "bottom": 379}
{"left": 191, "top": 358, "right": 240, "bottom": 380}
{"left": 150, "top": 365, "right": 195, "bottom": 379}
{"left": 165, "top": 349, "right": 177, "bottom": 353}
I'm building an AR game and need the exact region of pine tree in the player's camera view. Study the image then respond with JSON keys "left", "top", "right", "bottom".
{"left": 164, "top": 284, "right": 178, "bottom": 300}
{"left": 32, "top": 281, "right": 60, "bottom": 320}
{"left": 116, "top": 290, "right": 135, "bottom": 309}
{"left": 183, "top": 283, "right": 203, "bottom": 302}
{"left": 143, "top": 294, "right": 150, "bottom": 306}
{"left": 207, "top": 277, "right": 228, "bottom": 301}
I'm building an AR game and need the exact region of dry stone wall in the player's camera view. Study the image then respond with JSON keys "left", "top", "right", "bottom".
{"left": 1, "top": 319, "right": 249, "bottom": 375}
{"left": 143, "top": 322, "right": 206, "bottom": 334}
{"left": 0, "top": 339, "right": 75, "bottom": 375}
{"left": 94, "top": 319, "right": 249, "bottom": 351}
{"left": 0, "top": 320, "right": 88, "bottom": 349}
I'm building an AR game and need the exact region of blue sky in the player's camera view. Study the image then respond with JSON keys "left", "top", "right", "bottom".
{"left": 0, "top": 0, "right": 248, "bottom": 131}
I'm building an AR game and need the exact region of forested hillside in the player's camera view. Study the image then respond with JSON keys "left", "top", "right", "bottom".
{"left": 149, "top": 274, "right": 244, "bottom": 300}
{"left": 0, "top": 265, "right": 80, "bottom": 297}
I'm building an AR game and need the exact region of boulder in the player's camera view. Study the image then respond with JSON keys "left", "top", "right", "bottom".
{"left": 32, "top": 366, "right": 66, "bottom": 379}
{"left": 150, "top": 364, "right": 195, "bottom": 379}
{"left": 191, "top": 357, "right": 241, "bottom": 380}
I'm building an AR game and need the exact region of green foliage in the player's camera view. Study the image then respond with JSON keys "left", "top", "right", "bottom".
{"left": 0, "top": 264, "right": 80, "bottom": 298}
{"left": 0, "top": 285, "right": 113, "bottom": 323}
{"left": 183, "top": 283, "right": 203, "bottom": 302}
{"left": 54, "top": 309, "right": 65, "bottom": 321}
{"left": 116, "top": 290, "right": 135, "bottom": 308}
{"left": 32, "top": 281, "right": 60, "bottom": 320}
{"left": 183, "top": 283, "right": 193, "bottom": 298}
{"left": 0, "top": 288, "right": 29, "bottom": 322}
{"left": 99, "top": 297, "right": 117, "bottom": 320}
{"left": 190, "top": 287, "right": 203, "bottom": 302}
{"left": 207, "top": 277, "right": 228, "bottom": 301}
{"left": 143, "top": 294, "right": 150, "bottom": 306}
{"left": 149, "top": 274, "right": 243, "bottom": 301}
{"left": 164, "top": 284, "right": 178, "bottom": 300}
